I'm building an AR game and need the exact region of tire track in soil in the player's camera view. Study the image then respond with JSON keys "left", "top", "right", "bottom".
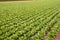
{"left": 54, "top": 29, "right": 60, "bottom": 40}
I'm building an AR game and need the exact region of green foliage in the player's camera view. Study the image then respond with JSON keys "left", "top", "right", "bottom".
{"left": 0, "top": 0, "right": 60, "bottom": 40}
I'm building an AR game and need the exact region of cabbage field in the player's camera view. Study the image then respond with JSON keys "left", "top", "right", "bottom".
{"left": 0, "top": 0, "right": 60, "bottom": 40}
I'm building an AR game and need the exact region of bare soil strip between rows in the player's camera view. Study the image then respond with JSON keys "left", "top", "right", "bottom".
{"left": 54, "top": 30, "right": 60, "bottom": 40}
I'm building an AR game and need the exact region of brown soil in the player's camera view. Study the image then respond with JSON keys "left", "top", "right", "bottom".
{"left": 54, "top": 30, "right": 60, "bottom": 40}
